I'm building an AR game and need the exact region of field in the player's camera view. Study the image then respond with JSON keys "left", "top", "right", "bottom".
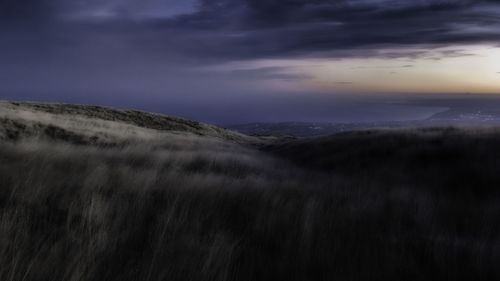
{"left": 1, "top": 102, "right": 500, "bottom": 281}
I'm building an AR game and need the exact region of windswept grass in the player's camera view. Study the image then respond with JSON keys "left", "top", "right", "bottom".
{"left": 1, "top": 102, "right": 500, "bottom": 280}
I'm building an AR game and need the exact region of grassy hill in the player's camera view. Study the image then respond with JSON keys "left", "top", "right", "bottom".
{"left": 0, "top": 102, "right": 255, "bottom": 144}
{"left": 266, "top": 127, "right": 500, "bottom": 193}
{"left": 1, "top": 102, "right": 500, "bottom": 281}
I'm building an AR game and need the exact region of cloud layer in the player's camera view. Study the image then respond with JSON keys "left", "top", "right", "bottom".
{"left": 2, "top": 0, "right": 500, "bottom": 61}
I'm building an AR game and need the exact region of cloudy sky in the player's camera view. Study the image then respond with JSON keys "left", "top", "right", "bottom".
{"left": 1, "top": 0, "right": 500, "bottom": 124}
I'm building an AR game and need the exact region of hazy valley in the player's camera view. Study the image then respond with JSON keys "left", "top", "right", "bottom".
{"left": 228, "top": 96, "right": 500, "bottom": 137}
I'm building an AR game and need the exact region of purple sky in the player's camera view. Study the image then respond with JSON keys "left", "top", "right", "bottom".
{"left": 1, "top": 0, "right": 500, "bottom": 124}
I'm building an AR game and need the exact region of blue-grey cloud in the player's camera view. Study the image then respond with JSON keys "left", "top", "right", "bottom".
{"left": 1, "top": 0, "right": 500, "bottom": 61}
{"left": 230, "top": 67, "right": 313, "bottom": 81}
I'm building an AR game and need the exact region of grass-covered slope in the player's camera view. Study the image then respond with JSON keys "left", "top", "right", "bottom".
{"left": 0, "top": 101, "right": 253, "bottom": 144}
{"left": 267, "top": 127, "right": 500, "bottom": 193}
{"left": 1, "top": 102, "right": 500, "bottom": 281}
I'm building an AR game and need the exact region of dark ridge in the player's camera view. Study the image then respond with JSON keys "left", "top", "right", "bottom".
{"left": 265, "top": 126, "right": 500, "bottom": 196}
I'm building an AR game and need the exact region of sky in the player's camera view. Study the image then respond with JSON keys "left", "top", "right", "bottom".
{"left": 1, "top": 0, "right": 500, "bottom": 124}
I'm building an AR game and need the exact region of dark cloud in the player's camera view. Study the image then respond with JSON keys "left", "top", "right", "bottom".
{"left": 145, "top": 0, "right": 500, "bottom": 60}
{"left": 2, "top": 0, "right": 500, "bottom": 61}
{"left": 0, "top": 0, "right": 56, "bottom": 25}
{"left": 230, "top": 67, "right": 312, "bottom": 81}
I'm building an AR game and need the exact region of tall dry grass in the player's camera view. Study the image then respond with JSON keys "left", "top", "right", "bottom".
{"left": 1, "top": 102, "right": 500, "bottom": 280}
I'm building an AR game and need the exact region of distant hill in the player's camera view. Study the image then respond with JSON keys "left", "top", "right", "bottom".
{"left": 228, "top": 98, "right": 500, "bottom": 137}
{"left": 227, "top": 120, "right": 437, "bottom": 137}
{"left": 228, "top": 116, "right": 500, "bottom": 137}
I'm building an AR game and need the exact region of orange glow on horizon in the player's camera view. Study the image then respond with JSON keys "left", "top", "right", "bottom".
{"left": 304, "top": 45, "right": 500, "bottom": 94}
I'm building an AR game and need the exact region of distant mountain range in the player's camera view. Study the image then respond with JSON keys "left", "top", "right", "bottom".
{"left": 228, "top": 105, "right": 500, "bottom": 137}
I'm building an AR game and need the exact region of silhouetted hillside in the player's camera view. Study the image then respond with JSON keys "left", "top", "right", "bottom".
{"left": 267, "top": 127, "right": 500, "bottom": 194}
